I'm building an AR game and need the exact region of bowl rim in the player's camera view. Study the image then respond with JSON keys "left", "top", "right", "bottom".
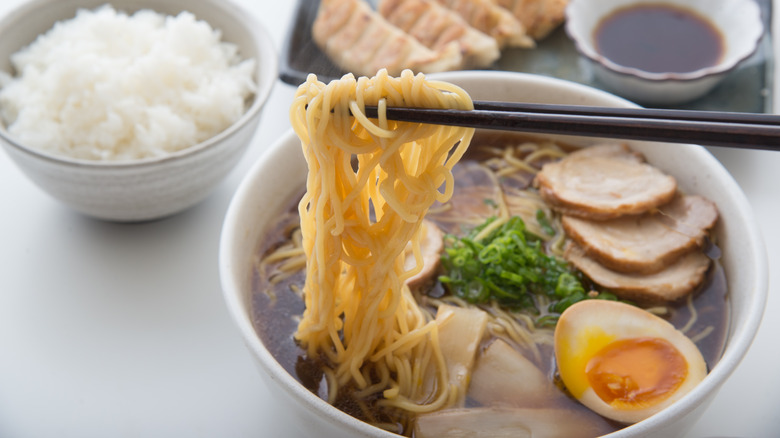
{"left": 220, "top": 70, "right": 769, "bottom": 437}
{"left": 0, "top": 0, "right": 278, "bottom": 170}
{"left": 564, "top": 0, "right": 766, "bottom": 83}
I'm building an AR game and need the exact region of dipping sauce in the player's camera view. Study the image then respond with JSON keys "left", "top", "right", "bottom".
{"left": 594, "top": 4, "right": 725, "bottom": 74}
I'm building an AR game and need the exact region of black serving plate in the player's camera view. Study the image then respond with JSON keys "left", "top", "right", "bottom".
{"left": 280, "top": 0, "right": 343, "bottom": 85}
{"left": 280, "top": 0, "right": 774, "bottom": 112}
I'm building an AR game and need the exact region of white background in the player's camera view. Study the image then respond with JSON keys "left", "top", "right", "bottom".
{"left": 0, "top": 0, "right": 778, "bottom": 437}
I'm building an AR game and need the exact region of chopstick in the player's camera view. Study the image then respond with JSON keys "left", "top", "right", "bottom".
{"left": 361, "top": 101, "right": 780, "bottom": 151}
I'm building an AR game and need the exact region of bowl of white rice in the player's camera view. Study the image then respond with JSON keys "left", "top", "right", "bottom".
{"left": 0, "top": 0, "right": 277, "bottom": 221}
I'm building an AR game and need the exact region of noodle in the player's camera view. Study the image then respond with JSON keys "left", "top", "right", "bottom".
{"left": 289, "top": 70, "right": 475, "bottom": 411}
{"left": 680, "top": 292, "right": 698, "bottom": 334}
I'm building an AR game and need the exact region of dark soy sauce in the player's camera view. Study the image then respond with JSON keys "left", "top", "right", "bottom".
{"left": 594, "top": 4, "right": 725, "bottom": 74}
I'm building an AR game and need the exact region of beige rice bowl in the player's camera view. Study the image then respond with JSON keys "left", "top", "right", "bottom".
{"left": 0, "top": 4, "right": 257, "bottom": 161}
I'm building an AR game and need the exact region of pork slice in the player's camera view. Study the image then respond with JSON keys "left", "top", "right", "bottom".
{"left": 657, "top": 193, "right": 720, "bottom": 237}
{"left": 562, "top": 194, "right": 719, "bottom": 274}
{"left": 564, "top": 142, "right": 644, "bottom": 161}
{"left": 564, "top": 242, "right": 711, "bottom": 303}
{"left": 535, "top": 144, "right": 677, "bottom": 220}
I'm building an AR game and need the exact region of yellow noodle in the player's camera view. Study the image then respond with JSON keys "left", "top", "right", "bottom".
{"left": 263, "top": 247, "right": 305, "bottom": 264}
{"left": 690, "top": 325, "right": 715, "bottom": 344}
{"left": 503, "top": 146, "right": 539, "bottom": 173}
{"left": 516, "top": 142, "right": 541, "bottom": 153}
{"left": 290, "top": 69, "right": 474, "bottom": 412}
{"left": 470, "top": 166, "right": 510, "bottom": 241}
{"left": 268, "top": 267, "right": 302, "bottom": 286}
{"left": 495, "top": 166, "right": 524, "bottom": 177}
{"left": 549, "top": 230, "right": 567, "bottom": 256}
{"left": 353, "top": 362, "right": 392, "bottom": 399}
{"left": 323, "top": 366, "right": 338, "bottom": 404}
{"left": 290, "top": 283, "right": 303, "bottom": 299}
{"left": 488, "top": 303, "right": 547, "bottom": 363}
{"left": 644, "top": 306, "right": 670, "bottom": 316}
{"left": 524, "top": 145, "right": 566, "bottom": 164}
{"left": 680, "top": 293, "right": 698, "bottom": 334}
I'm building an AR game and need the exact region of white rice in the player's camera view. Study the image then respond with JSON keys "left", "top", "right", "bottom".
{"left": 0, "top": 5, "right": 257, "bottom": 161}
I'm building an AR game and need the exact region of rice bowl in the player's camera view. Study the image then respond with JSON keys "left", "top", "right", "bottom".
{"left": 0, "top": 0, "right": 277, "bottom": 221}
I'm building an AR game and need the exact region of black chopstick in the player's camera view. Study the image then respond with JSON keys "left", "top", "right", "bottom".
{"left": 470, "top": 101, "right": 780, "bottom": 126}
{"left": 361, "top": 102, "right": 780, "bottom": 151}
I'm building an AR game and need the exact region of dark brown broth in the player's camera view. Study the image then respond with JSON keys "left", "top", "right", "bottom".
{"left": 250, "top": 134, "right": 729, "bottom": 436}
{"left": 595, "top": 4, "right": 724, "bottom": 74}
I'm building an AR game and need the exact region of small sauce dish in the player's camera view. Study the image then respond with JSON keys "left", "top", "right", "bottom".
{"left": 565, "top": 0, "right": 765, "bottom": 105}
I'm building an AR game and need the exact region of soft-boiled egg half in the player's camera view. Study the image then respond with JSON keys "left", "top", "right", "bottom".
{"left": 554, "top": 300, "right": 707, "bottom": 424}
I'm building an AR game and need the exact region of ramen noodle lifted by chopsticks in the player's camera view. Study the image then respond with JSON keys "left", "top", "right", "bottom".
{"left": 289, "top": 69, "right": 474, "bottom": 411}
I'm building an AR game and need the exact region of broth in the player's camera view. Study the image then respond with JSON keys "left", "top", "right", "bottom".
{"left": 594, "top": 4, "right": 724, "bottom": 74}
{"left": 250, "top": 133, "right": 729, "bottom": 436}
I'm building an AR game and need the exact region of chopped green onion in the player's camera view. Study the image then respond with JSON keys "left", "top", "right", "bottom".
{"left": 438, "top": 216, "right": 596, "bottom": 316}
{"left": 535, "top": 209, "right": 556, "bottom": 236}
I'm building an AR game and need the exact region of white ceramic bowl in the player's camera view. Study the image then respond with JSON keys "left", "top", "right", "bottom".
{"left": 0, "top": 0, "right": 277, "bottom": 222}
{"left": 565, "top": 0, "right": 764, "bottom": 105}
{"left": 220, "top": 71, "right": 767, "bottom": 437}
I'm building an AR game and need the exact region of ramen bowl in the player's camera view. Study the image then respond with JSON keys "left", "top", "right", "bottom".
{"left": 565, "top": 0, "right": 764, "bottom": 105}
{"left": 0, "top": 0, "right": 277, "bottom": 221}
{"left": 220, "top": 71, "right": 767, "bottom": 437}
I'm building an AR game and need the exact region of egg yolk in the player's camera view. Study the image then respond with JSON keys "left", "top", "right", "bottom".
{"left": 585, "top": 337, "right": 688, "bottom": 409}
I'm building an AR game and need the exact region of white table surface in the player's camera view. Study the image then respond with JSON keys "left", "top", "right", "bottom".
{"left": 1, "top": 1, "right": 778, "bottom": 437}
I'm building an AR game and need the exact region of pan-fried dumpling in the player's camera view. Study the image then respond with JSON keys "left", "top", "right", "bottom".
{"left": 379, "top": 0, "right": 500, "bottom": 68}
{"left": 433, "top": 0, "right": 535, "bottom": 48}
{"left": 312, "top": 0, "right": 462, "bottom": 77}
{"left": 494, "top": 0, "right": 568, "bottom": 40}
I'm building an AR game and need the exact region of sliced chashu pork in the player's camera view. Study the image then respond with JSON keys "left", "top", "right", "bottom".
{"left": 562, "top": 194, "right": 719, "bottom": 274}
{"left": 433, "top": 0, "right": 535, "bottom": 48}
{"left": 494, "top": 0, "right": 568, "bottom": 40}
{"left": 312, "top": 0, "right": 462, "bottom": 76}
{"left": 535, "top": 144, "right": 677, "bottom": 220}
{"left": 564, "top": 242, "right": 711, "bottom": 303}
{"left": 379, "top": 0, "right": 500, "bottom": 68}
